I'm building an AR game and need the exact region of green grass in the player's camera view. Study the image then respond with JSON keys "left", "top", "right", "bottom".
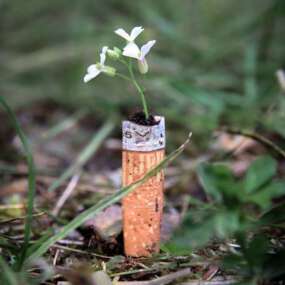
{"left": 0, "top": 255, "right": 18, "bottom": 285}
{"left": 0, "top": 96, "right": 36, "bottom": 270}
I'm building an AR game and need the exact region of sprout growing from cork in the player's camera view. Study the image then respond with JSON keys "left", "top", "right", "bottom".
{"left": 83, "top": 26, "right": 156, "bottom": 119}
{"left": 84, "top": 26, "right": 166, "bottom": 257}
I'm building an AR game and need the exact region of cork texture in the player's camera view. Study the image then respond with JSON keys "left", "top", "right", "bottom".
{"left": 122, "top": 149, "right": 164, "bottom": 257}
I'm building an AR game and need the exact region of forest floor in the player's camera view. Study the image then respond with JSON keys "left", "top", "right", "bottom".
{"left": 0, "top": 102, "right": 282, "bottom": 285}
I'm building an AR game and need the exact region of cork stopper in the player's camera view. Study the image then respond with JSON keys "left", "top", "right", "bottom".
{"left": 122, "top": 116, "right": 165, "bottom": 257}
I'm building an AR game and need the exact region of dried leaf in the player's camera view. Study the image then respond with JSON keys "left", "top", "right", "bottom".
{"left": 85, "top": 205, "right": 122, "bottom": 239}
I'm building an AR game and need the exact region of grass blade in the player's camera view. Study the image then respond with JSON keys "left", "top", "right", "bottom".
{"left": 0, "top": 256, "right": 18, "bottom": 285}
{"left": 40, "top": 110, "right": 87, "bottom": 140}
{"left": 48, "top": 119, "right": 115, "bottom": 192}
{"left": 0, "top": 96, "right": 36, "bottom": 270}
{"left": 26, "top": 133, "right": 192, "bottom": 263}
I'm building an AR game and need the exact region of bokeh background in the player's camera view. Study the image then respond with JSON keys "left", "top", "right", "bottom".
{"left": 1, "top": 1, "right": 285, "bottom": 283}
{"left": 1, "top": 0, "right": 285, "bottom": 150}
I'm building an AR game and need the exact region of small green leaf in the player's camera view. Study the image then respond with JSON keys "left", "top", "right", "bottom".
{"left": 166, "top": 208, "right": 240, "bottom": 253}
{"left": 166, "top": 212, "right": 216, "bottom": 253}
{"left": 244, "top": 236, "right": 268, "bottom": 270}
{"left": 263, "top": 250, "right": 285, "bottom": 279}
{"left": 244, "top": 156, "right": 277, "bottom": 194}
{"left": 248, "top": 181, "right": 285, "bottom": 209}
{"left": 214, "top": 210, "right": 240, "bottom": 238}
{"left": 259, "top": 202, "right": 285, "bottom": 226}
{"left": 197, "top": 162, "right": 236, "bottom": 202}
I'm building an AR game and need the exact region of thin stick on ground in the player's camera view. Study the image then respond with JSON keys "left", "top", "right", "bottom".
{"left": 117, "top": 268, "right": 191, "bottom": 285}
{"left": 52, "top": 249, "right": 60, "bottom": 266}
{"left": 51, "top": 244, "right": 111, "bottom": 259}
{"left": 52, "top": 173, "right": 81, "bottom": 216}
{"left": 223, "top": 128, "right": 285, "bottom": 159}
{"left": 180, "top": 280, "right": 236, "bottom": 285}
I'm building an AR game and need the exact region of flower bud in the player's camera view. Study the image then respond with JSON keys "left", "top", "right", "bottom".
{"left": 107, "top": 47, "right": 121, "bottom": 60}
{"left": 103, "top": 66, "right": 116, "bottom": 77}
{"left": 276, "top": 69, "right": 285, "bottom": 91}
{"left": 138, "top": 58, "right": 148, "bottom": 74}
{"left": 114, "top": 47, "right": 122, "bottom": 55}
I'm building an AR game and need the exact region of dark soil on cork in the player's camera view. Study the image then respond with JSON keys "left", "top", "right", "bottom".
{"left": 129, "top": 111, "right": 160, "bottom": 126}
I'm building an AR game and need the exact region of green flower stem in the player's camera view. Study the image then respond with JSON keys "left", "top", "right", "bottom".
{"left": 113, "top": 57, "right": 149, "bottom": 118}
{"left": 128, "top": 61, "right": 149, "bottom": 119}
{"left": 116, "top": 73, "right": 132, "bottom": 82}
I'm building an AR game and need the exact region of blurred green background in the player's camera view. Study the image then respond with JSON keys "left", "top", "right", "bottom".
{"left": 1, "top": 2, "right": 285, "bottom": 283}
{"left": 1, "top": 0, "right": 285, "bottom": 148}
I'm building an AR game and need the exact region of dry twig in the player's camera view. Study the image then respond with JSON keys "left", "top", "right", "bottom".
{"left": 117, "top": 268, "right": 191, "bottom": 285}
{"left": 52, "top": 173, "right": 81, "bottom": 216}
{"left": 223, "top": 128, "right": 285, "bottom": 159}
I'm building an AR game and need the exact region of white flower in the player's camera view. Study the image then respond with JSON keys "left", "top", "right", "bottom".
{"left": 115, "top": 26, "right": 144, "bottom": 42}
{"left": 122, "top": 40, "right": 155, "bottom": 60}
{"left": 115, "top": 27, "right": 156, "bottom": 74}
{"left": 84, "top": 46, "right": 115, "bottom": 83}
{"left": 124, "top": 40, "right": 156, "bottom": 74}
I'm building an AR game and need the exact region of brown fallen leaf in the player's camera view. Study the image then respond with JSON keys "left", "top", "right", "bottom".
{"left": 84, "top": 204, "right": 181, "bottom": 243}
{"left": 202, "top": 265, "right": 219, "bottom": 281}
{"left": 213, "top": 133, "right": 256, "bottom": 154}
{"left": 85, "top": 205, "right": 122, "bottom": 240}
{"left": 57, "top": 268, "right": 113, "bottom": 285}
{"left": 0, "top": 179, "right": 28, "bottom": 197}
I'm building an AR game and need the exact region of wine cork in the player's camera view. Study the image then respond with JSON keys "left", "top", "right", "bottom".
{"left": 122, "top": 117, "right": 165, "bottom": 257}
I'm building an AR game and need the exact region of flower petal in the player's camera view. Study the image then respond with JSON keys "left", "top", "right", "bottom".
{"left": 122, "top": 42, "right": 140, "bottom": 59}
{"left": 130, "top": 26, "right": 144, "bottom": 41}
{"left": 100, "top": 46, "right": 108, "bottom": 65}
{"left": 84, "top": 65, "right": 101, "bottom": 82}
{"left": 84, "top": 71, "right": 100, "bottom": 82}
{"left": 114, "top": 28, "right": 131, "bottom": 41}
{"left": 87, "top": 64, "right": 99, "bottom": 73}
{"left": 138, "top": 58, "right": 148, "bottom": 74}
{"left": 140, "top": 40, "right": 156, "bottom": 60}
